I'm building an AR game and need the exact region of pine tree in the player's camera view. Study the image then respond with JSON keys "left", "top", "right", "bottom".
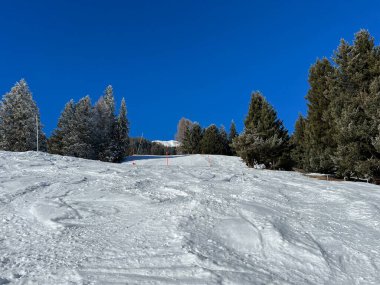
{"left": 62, "top": 96, "right": 96, "bottom": 159}
{"left": 200, "top": 124, "right": 223, "bottom": 154}
{"left": 233, "top": 92, "right": 290, "bottom": 169}
{"left": 290, "top": 114, "right": 306, "bottom": 169}
{"left": 0, "top": 79, "right": 46, "bottom": 152}
{"left": 95, "top": 85, "right": 116, "bottom": 161}
{"left": 303, "top": 58, "right": 336, "bottom": 173}
{"left": 332, "top": 30, "right": 380, "bottom": 179}
{"left": 112, "top": 98, "right": 129, "bottom": 162}
{"left": 180, "top": 126, "right": 192, "bottom": 154}
{"left": 189, "top": 123, "right": 203, "bottom": 154}
{"left": 219, "top": 125, "right": 230, "bottom": 155}
{"left": 48, "top": 100, "right": 75, "bottom": 155}
{"left": 229, "top": 120, "right": 238, "bottom": 155}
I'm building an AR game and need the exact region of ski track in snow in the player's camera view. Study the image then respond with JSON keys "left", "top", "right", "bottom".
{"left": 0, "top": 152, "right": 380, "bottom": 284}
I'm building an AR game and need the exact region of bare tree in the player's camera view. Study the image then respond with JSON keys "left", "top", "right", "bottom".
{"left": 175, "top": 117, "right": 193, "bottom": 143}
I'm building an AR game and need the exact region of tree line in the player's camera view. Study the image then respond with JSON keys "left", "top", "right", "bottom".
{"left": 0, "top": 81, "right": 129, "bottom": 162}
{"left": 230, "top": 29, "right": 380, "bottom": 180}
{"left": 1, "top": 29, "right": 380, "bottom": 181}
{"left": 291, "top": 29, "right": 380, "bottom": 180}
{"left": 175, "top": 118, "right": 238, "bottom": 155}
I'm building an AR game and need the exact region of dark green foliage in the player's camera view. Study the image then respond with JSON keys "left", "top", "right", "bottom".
{"left": 295, "top": 29, "right": 380, "bottom": 180}
{"left": 331, "top": 30, "right": 380, "bottom": 179}
{"left": 48, "top": 100, "right": 75, "bottom": 155}
{"left": 200, "top": 124, "right": 224, "bottom": 154}
{"left": 129, "top": 138, "right": 177, "bottom": 155}
{"left": 303, "top": 58, "right": 336, "bottom": 173}
{"left": 219, "top": 125, "right": 231, "bottom": 155}
{"left": 233, "top": 92, "right": 291, "bottom": 169}
{"left": 290, "top": 114, "right": 306, "bottom": 169}
{"left": 189, "top": 123, "right": 204, "bottom": 154}
{"left": 180, "top": 123, "right": 204, "bottom": 154}
{"left": 229, "top": 120, "right": 238, "bottom": 155}
{"left": 180, "top": 127, "right": 192, "bottom": 154}
{"left": 0, "top": 79, "right": 47, "bottom": 152}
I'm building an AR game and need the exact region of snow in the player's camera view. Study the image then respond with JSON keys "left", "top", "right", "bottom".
{"left": 1, "top": 151, "right": 380, "bottom": 284}
{"left": 152, "top": 140, "right": 180, "bottom": 147}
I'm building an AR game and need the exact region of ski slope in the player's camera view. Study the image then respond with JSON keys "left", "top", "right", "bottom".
{"left": 0, "top": 151, "right": 380, "bottom": 284}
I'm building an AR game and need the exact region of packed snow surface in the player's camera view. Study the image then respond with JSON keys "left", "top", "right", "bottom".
{"left": 1, "top": 152, "right": 380, "bottom": 284}
{"left": 152, "top": 140, "right": 180, "bottom": 147}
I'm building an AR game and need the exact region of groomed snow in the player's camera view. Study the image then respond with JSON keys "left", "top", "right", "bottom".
{"left": 0, "top": 151, "right": 380, "bottom": 284}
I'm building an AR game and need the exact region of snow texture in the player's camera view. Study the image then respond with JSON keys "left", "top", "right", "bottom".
{"left": 0, "top": 151, "right": 380, "bottom": 284}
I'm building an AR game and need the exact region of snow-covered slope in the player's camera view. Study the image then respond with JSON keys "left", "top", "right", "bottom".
{"left": 152, "top": 140, "right": 180, "bottom": 147}
{"left": 1, "top": 152, "right": 380, "bottom": 284}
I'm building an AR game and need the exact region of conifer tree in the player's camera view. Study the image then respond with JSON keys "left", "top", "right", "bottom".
{"left": 303, "top": 58, "right": 336, "bottom": 173}
{"left": 290, "top": 114, "right": 306, "bottom": 169}
{"left": 332, "top": 30, "right": 380, "bottom": 178}
{"left": 0, "top": 79, "right": 46, "bottom": 152}
{"left": 48, "top": 100, "right": 75, "bottom": 155}
{"left": 95, "top": 85, "right": 116, "bottom": 161}
{"left": 188, "top": 123, "right": 203, "bottom": 154}
{"left": 180, "top": 126, "right": 192, "bottom": 154}
{"left": 63, "top": 96, "right": 96, "bottom": 159}
{"left": 200, "top": 124, "right": 223, "bottom": 154}
{"left": 111, "top": 98, "right": 129, "bottom": 162}
{"left": 219, "top": 125, "right": 230, "bottom": 155}
{"left": 233, "top": 92, "right": 290, "bottom": 169}
{"left": 228, "top": 121, "right": 238, "bottom": 156}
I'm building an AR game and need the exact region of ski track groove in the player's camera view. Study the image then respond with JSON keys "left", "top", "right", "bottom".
{"left": 0, "top": 152, "right": 380, "bottom": 284}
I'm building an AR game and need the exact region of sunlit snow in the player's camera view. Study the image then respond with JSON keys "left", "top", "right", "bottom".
{"left": 0, "top": 151, "right": 379, "bottom": 284}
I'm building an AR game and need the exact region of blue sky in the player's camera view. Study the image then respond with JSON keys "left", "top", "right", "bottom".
{"left": 1, "top": 1, "right": 379, "bottom": 140}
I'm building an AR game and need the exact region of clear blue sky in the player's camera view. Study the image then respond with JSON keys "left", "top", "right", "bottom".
{"left": 1, "top": 1, "right": 379, "bottom": 140}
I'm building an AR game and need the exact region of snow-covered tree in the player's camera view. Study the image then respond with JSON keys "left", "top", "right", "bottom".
{"left": 102, "top": 97, "right": 130, "bottom": 162}
{"left": 0, "top": 79, "right": 46, "bottom": 152}
{"left": 62, "top": 96, "right": 96, "bottom": 159}
{"left": 95, "top": 85, "right": 116, "bottom": 161}
{"left": 48, "top": 100, "right": 75, "bottom": 155}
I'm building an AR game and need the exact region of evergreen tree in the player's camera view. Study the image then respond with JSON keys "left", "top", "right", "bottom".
{"left": 200, "top": 124, "right": 224, "bottom": 154}
{"left": 233, "top": 92, "right": 290, "bottom": 169}
{"left": 111, "top": 98, "right": 129, "bottom": 162}
{"left": 229, "top": 120, "right": 238, "bottom": 155}
{"left": 0, "top": 79, "right": 46, "bottom": 152}
{"left": 303, "top": 58, "right": 336, "bottom": 173}
{"left": 63, "top": 96, "right": 96, "bottom": 159}
{"left": 188, "top": 123, "right": 203, "bottom": 154}
{"left": 180, "top": 126, "right": 192, "bottom": 154}
{"left": 48, "top": 100, "right": 75, "bottom": 155}
{"left": 219, "top": 125, "right": 230, "bottom": 155}
{"left": 332, "top": 30, "right": 380, "bottom": 178}
{"left": 95, "top": 85, "right": 116, "bottom": 161}
{"left": 290, "top": 114, "right": 306, "bottom": 169}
